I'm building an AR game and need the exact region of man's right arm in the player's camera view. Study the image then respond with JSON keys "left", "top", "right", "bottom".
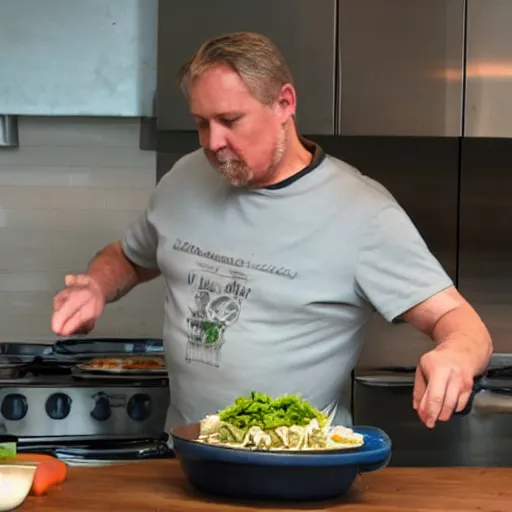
{"left": 86, "top": 240, "right": 161, "bottom": 304}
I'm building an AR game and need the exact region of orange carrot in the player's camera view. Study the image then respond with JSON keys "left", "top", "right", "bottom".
{"left": 13, "top": 453, "right": 68, "bottom": 495}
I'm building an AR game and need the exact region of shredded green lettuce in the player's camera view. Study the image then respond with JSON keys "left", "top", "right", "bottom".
{"left": 217, "top": 391, "right": 328, "bottom": 430}
{"left": 0, "top": 442, "right": 16, "bottom": 459}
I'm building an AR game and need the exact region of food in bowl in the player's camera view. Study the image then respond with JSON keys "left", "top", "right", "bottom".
{"left": 0, "top": 464, "right": 37, "bottom": 511}
{"left": 197, "top": 391, "right": 364, "bottom": 451}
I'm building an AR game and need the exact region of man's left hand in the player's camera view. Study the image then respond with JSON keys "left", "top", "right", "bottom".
{"left": 412, "top": 343, "right": 476, "bottom": 428}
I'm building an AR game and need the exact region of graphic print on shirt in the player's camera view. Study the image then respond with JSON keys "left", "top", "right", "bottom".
{"left": 185, "top": 263, "right": 251, "bottom": 367}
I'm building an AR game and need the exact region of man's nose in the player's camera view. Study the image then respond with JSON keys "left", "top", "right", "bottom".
{"left": 206, "top": 123, "right": 227, "bottom": 152}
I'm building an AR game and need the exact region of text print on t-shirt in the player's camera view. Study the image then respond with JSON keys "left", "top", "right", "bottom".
{"left": 173, "top": 238, "right": 297, "bottom": 280}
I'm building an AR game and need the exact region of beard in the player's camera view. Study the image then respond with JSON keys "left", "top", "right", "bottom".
{"left": 207, "top": 129, "right": 287, "bottom": 187}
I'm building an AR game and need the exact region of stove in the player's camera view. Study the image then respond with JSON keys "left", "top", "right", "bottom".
{"left": 0, "top": 338, "right": 173, "bottom": 463}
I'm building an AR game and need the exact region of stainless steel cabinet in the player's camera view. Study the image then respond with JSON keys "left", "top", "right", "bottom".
{"left": 465, "top": 0, "right": 512, "bottom": 138}
{"left": 157, "top": 0, "right": 337, "bottom": 135}
{"left": 459, "top": 0, "right": 512, "bottom": 355}
{"left": 337, "top": 0, "right": 465, "bottom": 136}
{"left": 458, "top": 138, "right": 512, "bottom": 354}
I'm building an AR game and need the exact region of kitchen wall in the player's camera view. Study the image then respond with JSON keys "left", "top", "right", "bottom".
{"left": 0, "top": 116, "right": 164, "bottom": 342}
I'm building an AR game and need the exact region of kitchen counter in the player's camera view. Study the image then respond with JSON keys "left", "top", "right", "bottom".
{"left": 19, "top": 460, "right": 512, "bottom": 511}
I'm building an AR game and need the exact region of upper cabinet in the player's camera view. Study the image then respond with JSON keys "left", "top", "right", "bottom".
{"left": 156, "top": 0, "right": 337, "bottom": 135}
{"left": 465, "top": 0, "right": 512, "bottom": 138}
{"left": 337, "top": 0, "right": 465, "bottom": 137}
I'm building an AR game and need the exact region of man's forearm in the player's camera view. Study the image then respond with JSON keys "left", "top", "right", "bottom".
{"left": 86, "top": 242, "right": 145, "bottom": 303}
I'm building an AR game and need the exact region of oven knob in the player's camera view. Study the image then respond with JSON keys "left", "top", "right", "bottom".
{"left": 127, "top": 394, "right": 152, "bottom": 422}
{"left": 1, "top": 394, "right": 28, "bottom": 421}
{"left": 45, "top": 393, "right": 72, "bottom": 420}
{"left": 91, "top": 395, "right": 111, "bottom": 421}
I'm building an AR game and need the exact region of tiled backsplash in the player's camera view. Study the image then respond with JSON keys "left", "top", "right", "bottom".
{"left": 0, "top": 116, "right": 164, "bottom": 342}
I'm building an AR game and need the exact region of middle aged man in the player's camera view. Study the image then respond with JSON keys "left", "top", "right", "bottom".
{"left": 51, "top": 32, "right": 492, "bottom": 436}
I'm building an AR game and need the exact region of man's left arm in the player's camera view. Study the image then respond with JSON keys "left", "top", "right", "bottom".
{"left": 402, "top": 285, "right": 493, "bottom": 428}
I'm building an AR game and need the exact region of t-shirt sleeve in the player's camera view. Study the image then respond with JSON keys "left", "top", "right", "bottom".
{"left": 354, "top": 204, "right": 454, "bottom": 322}
{"left": 121, "top": 201, "right": 159, "bottom": 270}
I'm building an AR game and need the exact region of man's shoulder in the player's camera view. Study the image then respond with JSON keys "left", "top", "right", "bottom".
{"left": 321, "top": 153, "right": 397, "bottom": 209}
{"left": 157, "top": 148, "right": 210, "bottom": 187}
{"left": 147, "top": 148, "right": 215, "bottom": 212}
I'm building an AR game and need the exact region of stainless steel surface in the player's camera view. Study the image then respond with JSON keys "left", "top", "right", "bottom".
{"left": 0, "top": 364, "right": 22, "bottom": 379}
{"left": 0, "top": 385, "right": 169, "bottom": 439}
{"left": 0, "top": 115, "right": 19, "bottom": 147}
{"left": 354, "top": 374, "right": 415, "bottom": 387}
{"left": 337, "top": 0, "right": 465, "bottom": 136}
{"left": 458, "top": 139, "right": 512, "bottom": 354}
{"left": 465, "top": 0, "right": 512, "bottom": 137}
{"left": 354, "top": 354, "right": 512, "bottom": 466}
{"left": 156, "top": 0, "right": 337, "bottom": 134}
{"left": 472, "top": 390, "right": 512, "bottom": 416}
{"left": 53, "top": 337, "right": 164, "bottom": 358}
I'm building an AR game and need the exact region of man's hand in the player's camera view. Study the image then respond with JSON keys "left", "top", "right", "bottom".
{"left": 413, "top": 343, "right": 476, "bottom": 428}
{"left": 51, "top": 274, "right": 106, "bottom": 336}
{"left": 403, "top": 285, "right": 492, "bottom": 428}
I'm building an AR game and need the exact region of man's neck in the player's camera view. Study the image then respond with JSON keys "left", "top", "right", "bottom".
{"left": 262, "top": 130, "right": 312, "bottom": 187}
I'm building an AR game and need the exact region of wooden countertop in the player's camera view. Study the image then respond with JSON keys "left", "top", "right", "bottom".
{"left": 19, "top": 459, "right": 512, "bottom": 512}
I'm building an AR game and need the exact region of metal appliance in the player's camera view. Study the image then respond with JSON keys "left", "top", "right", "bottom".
{"left": 153, "top": 0, "right": 512, "bottom": 466}
{"left": 355, "top": 354, "right": 512, "bottom": 466}
{"left": 0, "top": 338, "right": 173, "bottom": 464}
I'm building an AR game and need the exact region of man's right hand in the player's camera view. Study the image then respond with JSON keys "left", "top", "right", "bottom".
{"left": 51, "top": 274, "right": 106, "bottom": 336}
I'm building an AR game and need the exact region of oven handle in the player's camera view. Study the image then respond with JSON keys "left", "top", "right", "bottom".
{"left": 471, "top": 389, "right": 512, "bottom": 415}
{"left": 355, "top": 374, "right": 415, "bottom": 388}
{"left": 355, "top": 373, "right": 485, "bottom": 416}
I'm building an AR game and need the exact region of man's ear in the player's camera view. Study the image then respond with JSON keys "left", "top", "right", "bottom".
{"left": 275, "top": 83, "right": 297, "bottom": 123}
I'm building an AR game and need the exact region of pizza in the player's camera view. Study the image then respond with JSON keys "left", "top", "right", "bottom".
{"left": 83, "top": 358, "right": 123, "bottom": 370}
{"left": 121, "top": 356, "right": 166, "bottom": 370}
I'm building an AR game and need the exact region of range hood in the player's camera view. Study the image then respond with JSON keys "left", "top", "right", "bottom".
{"left": 0, "top": 0, "right": 157, "bottom": 117}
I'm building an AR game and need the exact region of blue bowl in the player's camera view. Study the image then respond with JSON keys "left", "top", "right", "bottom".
{"left": 170, "top": 423, "right": 392, "bottom": 502}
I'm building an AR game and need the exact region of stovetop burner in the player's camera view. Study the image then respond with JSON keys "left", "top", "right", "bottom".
{"left": 0, "top": 337, "right": 167, "bottom": 382}
{"left": 15, "top": 356, "right": 72, "bottom": 378}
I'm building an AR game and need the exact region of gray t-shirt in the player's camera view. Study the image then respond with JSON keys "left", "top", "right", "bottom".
{"left": 122, "top": 140, "right": 453, "bottom": 433}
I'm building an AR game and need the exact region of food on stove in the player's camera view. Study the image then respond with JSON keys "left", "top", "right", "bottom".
{"left": 121, "top": 356, "right": 166, "bottom": 370}
{"left": 83, "top": 358, "right": 122, "bottom": 370}
{"left": 197, "top": 391, "right": 364, "bottom": 451}
{"left": 7, "top": 454, "right": 68, "bottom": 496}
{"left": 79, "top": 355, "right": 166, "bottom": 372}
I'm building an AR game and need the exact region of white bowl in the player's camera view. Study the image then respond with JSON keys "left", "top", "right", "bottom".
{"left": 0, "top": 464, "right": 37, "bottom": 511}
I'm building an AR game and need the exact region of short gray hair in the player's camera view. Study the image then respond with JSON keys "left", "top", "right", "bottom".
{"left": 177, "top": 32, "right": 295, "bottom": 106}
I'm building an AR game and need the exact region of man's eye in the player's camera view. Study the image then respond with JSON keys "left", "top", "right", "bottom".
{"left": 221, "top": 117, "right": 240, "bottom": 127}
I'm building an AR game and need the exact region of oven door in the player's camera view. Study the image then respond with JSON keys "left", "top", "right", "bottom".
{"left": 353, "top": 369, "right": 512, "bottom": 466}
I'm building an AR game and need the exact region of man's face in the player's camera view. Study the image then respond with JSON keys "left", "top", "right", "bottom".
{"left": 187, "top": 64, "right": 294, "bottom": 187}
